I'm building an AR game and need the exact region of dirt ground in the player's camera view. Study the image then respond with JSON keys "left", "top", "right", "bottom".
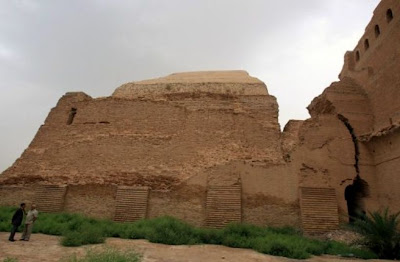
{"left": 0, "top": 232, "right": 389, "bottom": 262}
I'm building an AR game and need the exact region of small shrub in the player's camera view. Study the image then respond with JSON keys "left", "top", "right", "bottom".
{"left": 120, "top": 220, "right": 154, "bottom": 240}
{"left": 351, "top": 208, "right": 400, "bottom": 259}
{"left": 101, "top": 221, "right": 124, "bottom": 238}
{"left": 62, "top": 248, "right": 141, "bottom": 262}
{"left": 194, "top": 228, "right": 223, "bottom": 245}
{"left": 61, "top": 227, "right": 105, "bottom": 247}
{"left": 65, "top": 215, "right": 88, "bottom": 231}
{"left": 81, "top": 226, "right": 106, "bottom": 245}
{"left": 221, "top": 234, "right": 252, "bottom": 249}
{"left": 145, "top": 216, "right": 199, "bottom": 245}
{"left": 61, "top": 231, "right": 84, "bottom": 247}
{"left": 222, "top": 223, "right": 264, "bottom": 238}
{"left": 33, "top": 219, "right": 66, "bottom": 235}
{"left": 267, "top": 226, "right": 301, "bottom": 235}
{"left": 251, "top": 237, "right": 309, "bottom": 259}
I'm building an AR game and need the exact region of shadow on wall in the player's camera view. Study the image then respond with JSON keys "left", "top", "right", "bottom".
{"left": 345, "top": 176, "right": 370, "bottom": 223}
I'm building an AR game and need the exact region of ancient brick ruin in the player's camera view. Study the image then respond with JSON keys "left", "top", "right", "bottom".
{"left": 1, "top": 0, "right": 399, "bottom": 233}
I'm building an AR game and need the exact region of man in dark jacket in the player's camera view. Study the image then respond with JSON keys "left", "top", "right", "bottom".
{"left": 9, "top": 203, "right": 26, "bottom": 241}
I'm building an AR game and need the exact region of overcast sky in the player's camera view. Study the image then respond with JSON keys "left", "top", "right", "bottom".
{"left": 0, "top": 0, "right": 379, "bottom": 172}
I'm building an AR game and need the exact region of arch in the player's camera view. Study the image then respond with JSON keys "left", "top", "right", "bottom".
{"left": 355, "top": 51, "right": 360, "bottom": 62}
{"left": 345, "top": 176, "right": 369, "bottom": 223}
{"left": 364, "top": 39, "right": 370, "bottom": 50}
{"left": 386, "top": 9, "right": 393, "bottom": 23}
{"left": 374, "top": 24, "right": 380, "bottom": 38}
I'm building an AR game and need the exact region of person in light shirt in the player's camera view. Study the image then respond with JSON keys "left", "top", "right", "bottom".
{"left": 20, "top": 204, "right": 38, "bottom": 241}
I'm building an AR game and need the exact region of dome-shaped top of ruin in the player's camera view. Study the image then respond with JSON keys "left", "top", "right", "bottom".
{"left": 112, "top": 70, "right": 269, "bottom": 99}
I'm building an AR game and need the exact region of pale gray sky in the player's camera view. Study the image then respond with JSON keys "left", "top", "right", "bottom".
{"left": 0, "top": 0, "right": 379, "bottom": 172}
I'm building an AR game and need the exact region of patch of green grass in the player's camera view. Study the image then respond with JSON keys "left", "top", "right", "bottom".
{"left": 62, "top": 248, "right": 141, "bottom": 262}
{"left": 0, "top": 207, "right": 18, "bottom": 232}
{"left": 324, "top": 241, "right": 377, "bottom": 259}
{"left": 0, "top": 206, "right": 378, "bottom": 259}
{"left": 3, "top": 258, "right": 18, "bottom": 262}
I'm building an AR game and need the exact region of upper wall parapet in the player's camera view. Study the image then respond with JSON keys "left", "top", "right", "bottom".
{"left": 340, "top": 0, "right": 400, "bottom": 77}
{"left": 338, "top": 0, "right": 400, "bottom": 132}
{"left": 112, "top": 71, "right": 269, "bottom": 99}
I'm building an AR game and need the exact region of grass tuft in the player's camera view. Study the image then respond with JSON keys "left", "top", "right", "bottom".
{"left": 62, "top": 248, "right": 141, "bottom": 262}
{"left": 3, "top": 258, "right": 18, "bottom": 262}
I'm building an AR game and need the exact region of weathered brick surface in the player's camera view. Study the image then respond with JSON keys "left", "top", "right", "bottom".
{"left": 0, "top": 74, "right": 281, "bottom": 188}
{"left": 0, "top": 186, "right": 36, "bottom": 207}
{"left": 300, "top": 187, "right": 339, "bottom": 234}
{"left": 285, "top": 0, "right": 400, "bottom": 224}
{"left": 34, "top": 185, "right": 67, "bottom": 213}
{"left": 0, "top": 71, "right": 291, "bottom": 227}
{"left": 1, "top": 1, "right": 400, "bottom": 231}
{"left": 114, "top": 186, "right": 149, "bottom": 222}
{"left": 64, "top": 184, "right": 117, "bottom": 219}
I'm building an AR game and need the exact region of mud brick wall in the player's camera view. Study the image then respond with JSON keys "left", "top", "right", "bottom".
{"left": 341, "top": 0, "right": 400, "bottom": 131}
{"left": 64, "top": 184, "right": 117, "bottom": 219}
{"left": 148, "top": 185, "right": 206, "bottom": 227}
{"left": 242, "top": 194, "right": 300, "bottom": 227}
{"left": 369, "top": 131, "right": 400, "bottom": 212}
{"left": 0, "top": 186, "right": 36, "bottom": 207}
{"left": 1, "top": 9, "right": 400, "bottom": 232}
{"left": 0, "top": 92, "right": 282, "bottom": 189}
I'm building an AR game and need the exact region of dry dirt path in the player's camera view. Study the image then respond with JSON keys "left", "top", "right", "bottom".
{"left": 0, "top": 232, "right": 389, "bottom": 262}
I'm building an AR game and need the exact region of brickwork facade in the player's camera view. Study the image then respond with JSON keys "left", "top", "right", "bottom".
{"left": 0, "top": 0, "right": 399, "bottom": 232}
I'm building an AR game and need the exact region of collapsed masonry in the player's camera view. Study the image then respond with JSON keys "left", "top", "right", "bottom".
{"left": 1, "top": 0, "right": 399, "bottom": 233}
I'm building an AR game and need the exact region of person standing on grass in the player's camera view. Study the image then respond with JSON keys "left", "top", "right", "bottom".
{"left": 9, "top": 203, "right": 26, "bottom": 242}
{"left": 20, "top": 204, "right": 38, "bottom": 241}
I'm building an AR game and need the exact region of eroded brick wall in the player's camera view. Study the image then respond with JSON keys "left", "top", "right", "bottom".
{"left": 1, "top": 93, "right": 282, "bottom": 189}
{"left": 0, "top": 75, "right": 301, "bottom": 227}
{"left": 341, "top": 0, "right": 400, "bottom": 131}
{"left": 64, "top": 184, "right": 117, "bottom": 219}
{"left": 0, "top": 186, "right": 36, "bottom": 207}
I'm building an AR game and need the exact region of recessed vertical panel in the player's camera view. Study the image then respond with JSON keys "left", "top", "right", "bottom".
{"left": 34, "top": 185, "right": 67, "bottom": 213}
{"left": 206, "top": 184, "right": 242, "bottom": 228}
{"left": 114, "top": 186, "right": 149, "bottom": 222}
{"left": 300, "top": 187, "right": 339, "bottom": 234}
